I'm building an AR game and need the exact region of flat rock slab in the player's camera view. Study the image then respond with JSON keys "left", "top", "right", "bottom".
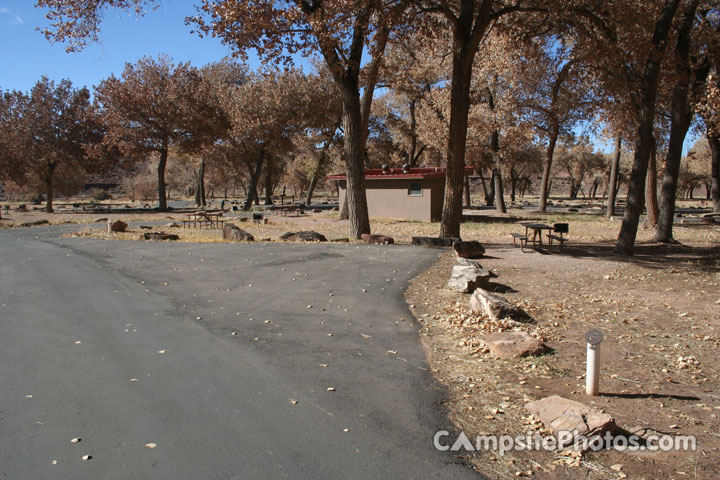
{"left": 411, "top": 237, "right": 461, "bottom": 248}
{"left": 19, "top": 219, "right": 50, "bottom": 227}
{"left": 361, "top": 234, "right": 394, "bottom": 245}
{"left": 481, "top": 331, "right": 550, "bottom": 358}
{"left": 469, "top": 289, "right": 533, "bottom": 323}
{"left": 447, "top": 264, "right": 491, "bottom": 293}
{"left": 453, "top": 240, "right": 485, "bottom": 259}
{"left": 280, "top": 231, "right": 327, "bottom": 242}
{"left": 223, "top": 224, "right": 254, "bottom": 242}
{"left": 525, "top": 396, "right": 617, "bottom": 446}
{"left": 138, "top": 232, "right": 179, "bottom": 241}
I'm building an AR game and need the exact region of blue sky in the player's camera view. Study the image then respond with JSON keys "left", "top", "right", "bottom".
{"left": 0, "top": 0, "right": 259, "bottom": 92}
{"left": 0, "top": 1, "right": 699, "bottom": 155}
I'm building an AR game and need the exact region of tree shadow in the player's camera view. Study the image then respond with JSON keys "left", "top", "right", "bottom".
{"left": 557, "top": 242, "right": 720, "bottom": 272}
{"left": 486, "top": 282, "right": 517, "bottom": 294}
{"left": 600, "top": 392, "right": 700, "bottom": 401}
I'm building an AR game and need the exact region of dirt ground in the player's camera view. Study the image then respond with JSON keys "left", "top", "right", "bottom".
{"left": 2, "top": 198, "right": 719, "bottom": 479}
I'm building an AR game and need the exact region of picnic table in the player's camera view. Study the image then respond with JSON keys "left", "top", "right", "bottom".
{"left": 182, "top": 211, "right": 225, "bottom": 229}
{"left": 513, "top": 221, "right": 554, "bottom": 249}
{"left": 271, "top": 204, "right": 304, "bottom": 216}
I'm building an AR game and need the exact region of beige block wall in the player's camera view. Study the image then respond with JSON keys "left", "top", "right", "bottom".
{"left": 337, "top": 178, "right": 445, "bottom": 222}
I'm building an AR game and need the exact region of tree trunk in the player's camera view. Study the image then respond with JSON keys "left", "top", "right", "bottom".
{"left": 490, "top": 128, "right": 506, "bottom": 213}
{"left": 45, "top": 160, "right": 56, "bottom": 213}
{"left": 339, "top": 82, "right": 371, "bottom": 237}
{"left": 710, "top": 133, "right": 720, "bottom": 213}
{"left": 157, "top": 140, "right": 169, "bottom": 212}
{"left": 655, "top": 0, "right": 703, "bottom": 241}
{"left": 510, "top": 167, "right": 517, "bottom": 203}
{"left": 440, "top": 42, "right": 475, "bottom": 238}
{"left": 615, "top": 0, "right": 681, "bottom": 255}
{"left": 487, "top": 170, "right": 496, "bottom": 206}
{"left": 539, "top": 126, "right": 559, "bottom": 211}
{"left": 478, "top": 169, "right": 490, "bottom": 205}
{"left": 493, "top": 167, "right": 507, "bottom": 213}
{"left": 195, "top": 158, "right": 206, "bottom": 207}
{"left": 264, "top": 170, "right": 273, "bottom": 205}
{"left": 244, "top": 149, "right": 265, "bottom": 211}
{"left": 463, "top": 175, "right": 471, "bottom": 206}
{"left": 306, "top": 121, "right": 339, "bottom": 206}
{"left": 645, "top": 135, "right": 659, "bottom": 227}
{"left": 339, "top": 192, "right": 349, "bottom": 220}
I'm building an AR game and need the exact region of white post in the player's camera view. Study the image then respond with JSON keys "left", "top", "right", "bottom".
{"left": 107, "top": 220, "right": 112, "bottom": 234}
{"left": 585, "top": 329, "right": 603, "bottom": 396}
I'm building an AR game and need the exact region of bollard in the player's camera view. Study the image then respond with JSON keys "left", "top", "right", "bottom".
{"left": 107, "top": 220, "right": 112, "bottom": 234}
{"left": 585, "top": 329, "right": 603, "bottom": 396}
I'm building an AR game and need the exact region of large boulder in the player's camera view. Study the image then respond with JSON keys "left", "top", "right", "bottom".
{"left": 223, "top": 224, "right": 254, "bottom": 242}
{"left": 447, "top": 264, "right": 491, "bottom": 293}
{"left": 412, "top": 236, "right": 461, "bottom": 247}
{"left": 453, "top": 240, "right": 485, "bottom": 258}
{"left": 525, "top": 396, "right": 617, "bottom": 448}
{"left": 110, "top": 220, "right": 127, "bottom": 232}
{"left": 481, "top": 331, "right": 550, "bottom": 358}
{"left": 469, "top": 289, "right": 533, "bottom": 323}
{"left": 280, "top": 230, "right": 327, "bottom": 242}
{"left": 361, "top": 233, "right": 394, "bottom": 244}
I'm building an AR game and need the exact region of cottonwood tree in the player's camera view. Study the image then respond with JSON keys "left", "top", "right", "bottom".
{"left": 5, "top": 78, "right": 99, "bottom": 212}
{"left": 563, "top": 0, "right": 684, "bottom": 255}
{"left": 191, "top": 0, "right": 411, "bottom": 237}
{"left": 0, "top": 90, "right": 27, "bottom": 188}
{"left": 654, "top": 0, "right": 714, "bottom": 242}
{"left": 93, "top": 56, "right": 227, "bottom": 211}
{"left": 514, "top": 37, "right": 596, "bottom": 211}
{"left": 411, "top": 0, "right": 548, "bottom": 237}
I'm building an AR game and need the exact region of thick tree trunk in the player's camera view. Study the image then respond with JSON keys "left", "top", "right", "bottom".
{"left": 340, "top": 82, "right": 371, "bottom": 237}
{"left": 440, "top": 42, "right": 475, "bottom": 238}
{"left": 45, "top": 160, "right": 56, "bottom": 213}
{"left": 656, "top": 0, "right": 703, "bottom": 241}
{"left": 157, "top": 141, "right": 168, "bottom": 212}
{"left": 645, "top": 135, "right": 659, "bottom": 227}
{"left": 244, "top": 149, "right": 265, "bottom": 211}
{"left": 615, "top": 0, "right": 681, "bottom": 255}
{"left": 709, "top": 133, "right": 720, "bottom": 213}
{"left": 539, "top": 127, "right": 559, "bottom": 211}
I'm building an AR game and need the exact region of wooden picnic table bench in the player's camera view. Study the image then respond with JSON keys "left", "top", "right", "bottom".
{"left": 514, "top": 222, "right": 553, "bottom": 249}
{"left": 182, "top": 211, "right": 225, "bottom": 229}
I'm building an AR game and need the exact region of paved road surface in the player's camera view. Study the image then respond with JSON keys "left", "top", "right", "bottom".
{"left": 0, "top": 225, "right": 483, "bottom": 479}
